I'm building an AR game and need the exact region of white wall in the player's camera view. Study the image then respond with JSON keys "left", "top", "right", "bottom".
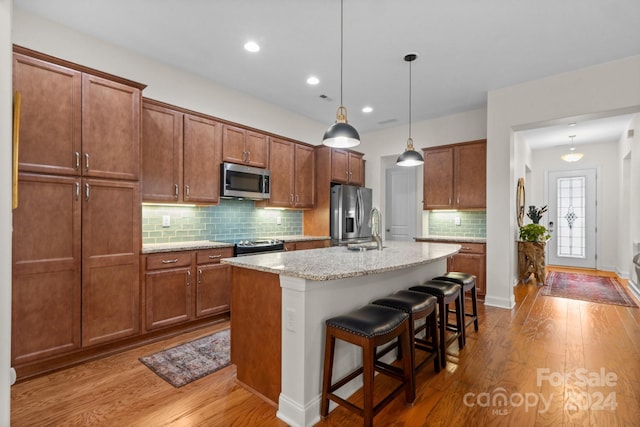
{"left": 530, "top": 141, "right": 621, "bottom": 272}
{"left": 1, "top": 1, "right": 13, "bottom": 425}
{"left": 12, "top": 8, "right": 327, "bottom": 146}
{"left": 487, "top": 55, "right": 640, "bottom": 309}
{"left": 619, "top": 114, "right": 640, "bottom": 286}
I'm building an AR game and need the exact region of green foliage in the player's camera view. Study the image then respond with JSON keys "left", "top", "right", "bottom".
{"left": 519, "top": 223, "right": 550, "bottom": 242}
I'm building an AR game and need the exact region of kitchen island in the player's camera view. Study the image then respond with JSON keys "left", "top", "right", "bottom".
{"left": 222, "top": 240, "right": 460, "bottom": 427}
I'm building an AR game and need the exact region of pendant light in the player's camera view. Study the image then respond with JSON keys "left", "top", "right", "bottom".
{"left": 396, "top": 53, "right": 424, "bottom": 166}
{"left": 561, "top": 135, "right": 584, "bottom": 162}
{"left": 322, "top": 0, "right": 360, "bottom": 148}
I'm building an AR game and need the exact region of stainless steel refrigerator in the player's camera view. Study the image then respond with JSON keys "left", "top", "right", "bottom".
{"left": 330, "top": 184, "right": 373, "bottom": 244}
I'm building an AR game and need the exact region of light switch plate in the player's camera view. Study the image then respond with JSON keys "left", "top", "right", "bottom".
{"left": 455, "top": 216, "right": 461, "bottom": 226}
{"left": 162, "top": 215, "right": 170, "bottom": 227}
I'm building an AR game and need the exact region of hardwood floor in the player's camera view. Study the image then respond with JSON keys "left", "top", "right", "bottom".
{"left": 11, "top": 268, "right": 640, "bottom": 426}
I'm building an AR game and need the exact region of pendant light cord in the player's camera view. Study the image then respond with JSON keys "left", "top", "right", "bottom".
{"left": 340, "top": 0, "right": 344, "bottom": 107}
{"left": 408, "top": 57, "right": 412, "bottom": 139}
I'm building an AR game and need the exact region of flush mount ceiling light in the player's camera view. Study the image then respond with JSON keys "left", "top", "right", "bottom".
{"left": 561, "top": 134, "right": 584, "bottom": 162}
{"left": 322, "top": 0, "right": 360, "bottom": 148}
{"left": 306, "top": 76, "right": 320, "bottom": 85}
{"left": 396, "top": 53, "right": 424, "bottom": 167}
{"left": 244, "top": 41, "right": 260, "bottom": 53}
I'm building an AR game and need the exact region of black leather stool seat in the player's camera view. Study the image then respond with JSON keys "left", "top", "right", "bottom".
{"left": 326, "top": 304, "right": 409, "bottom": 338}
{"left": 372, "top": 290, "right": 440, "bottom": 388}
{"left": 433, "top": 272, "right": 479, "bottom": 341}
{"left": 321, "top": 304, "right": 415, "bottom": 427}
{"left": 409, "top": 280, "right": 464, "bottom": 368}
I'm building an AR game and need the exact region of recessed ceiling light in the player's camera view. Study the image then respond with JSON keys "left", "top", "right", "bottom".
{"left": 362, "top": 106, "right": 373, "bottom": 113}
{"left": 306, "top": 76, "right": 320, "bottom": 85}
{"left": 244, "top": 41, "right": 260, "bottom": 53}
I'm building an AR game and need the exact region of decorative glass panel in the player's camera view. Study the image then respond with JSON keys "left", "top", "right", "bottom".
{"left": 556, "top": 177, "right": 585, "bottom": 258}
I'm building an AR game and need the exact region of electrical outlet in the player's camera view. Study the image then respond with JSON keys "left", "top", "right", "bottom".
{"left": 162, "top": 215, "right": 170, "bottom": 227}
{"left": 277, "top": 216, "right": 282, "bottom": 225}
{"left": 454, "top": 216, "right": 461, "bottom": 226}
{"left": 285, "top": 308, "right": 296, "bottom": 332}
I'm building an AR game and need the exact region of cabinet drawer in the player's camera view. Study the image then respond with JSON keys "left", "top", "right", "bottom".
{"left": 146, "top": 252, "right": 192, "bottom": 270}
{"left": 196, "top": 248, "right": 234, "bottom": 265}
{"left": 458, "top": 243, "right": 485, "bottom": 254}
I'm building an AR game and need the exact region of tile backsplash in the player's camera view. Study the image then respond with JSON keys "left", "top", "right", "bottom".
{"left": 427, "top": 211, "right": 486, "bottom": 238}
{"left": 142, "top": 199, "right": 303, "bottom": 244}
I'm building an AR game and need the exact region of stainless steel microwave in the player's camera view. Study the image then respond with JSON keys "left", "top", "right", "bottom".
{"left": 220, "top": 162, "right": 271, "bottom": 200}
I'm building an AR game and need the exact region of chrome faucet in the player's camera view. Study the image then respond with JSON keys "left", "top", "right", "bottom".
{"left": 370, "top": 207, "right": 383, "bottom": 250}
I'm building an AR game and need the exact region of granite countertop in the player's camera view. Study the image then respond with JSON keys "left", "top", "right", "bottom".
{"left": 141, "top": 240, "right": 234, "bottom": 254}
{"left": 415, "top": 236, "right": 486, "bottom": 243}
{"left": 141, "top": 235, "right": 331, "bottom": 254}
{"left": 221, "top": 241, "right": 460, "bottom": 281}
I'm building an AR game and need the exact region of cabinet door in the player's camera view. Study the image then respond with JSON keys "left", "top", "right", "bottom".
{"left": 330, "top": 149, "right": 349, "bottom": 183}
{"left": 141, "top": 101, "right": 183, "bottom": 202}
{"left": 448, "top": 253, "right": 486, "bottom": 296}
{"left": 455, "top": 142, "right": 486, "bottom": 209}
{"left": 82, "top": 179, "right": 140, "bottom": 346}
{"left": 196, "top": 264, "right": 231, "bottom": 317}
{"left": 222, "top": 125, "right": 247, "bottom": 165}
{"left": 423, "top": 147, "right": 454, "bottom": 209}
{"left": 13, "top": 53, "right": 82, "bottom": 176}
{"left": 183, "top": 114, "right": 221, "bottom": 204}
{"left": 12, "top": 174, "right": 81, "bottom": 364}
{"left": 82, "top": 74, "right": 141, "bottom": 180}
{"left": 245, "top": 131, "right": 269, "bottom": 168}
{"left": 294, "top": 144, "right": 315, "bottom": 208}
{"left": 348, "top": 152, "right": 364, "bottom": 185}
{"left": 268, "top": 137, "right": 295, "bottom": 207}
{"left": 145, "top": 267, "right": 193, "bottom": 330}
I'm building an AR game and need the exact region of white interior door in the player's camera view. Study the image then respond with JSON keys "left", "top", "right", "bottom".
{"left": 547, "top": 168, "right": 597, "bottom": 268}
{"left": 385, "top": 166, "right": 416, "bottom": 241}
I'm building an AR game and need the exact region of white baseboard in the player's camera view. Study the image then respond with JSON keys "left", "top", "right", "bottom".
{"left": 628, "top": 280, "right": 640, "bottom": 302}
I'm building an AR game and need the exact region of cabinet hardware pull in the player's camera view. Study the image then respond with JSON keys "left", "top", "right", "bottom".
{"left": 457, "top": 196, "right": 460, "bottom": 205}
{"left": 198, "top": 269, "right": 202, "bottom": 285}
{"left": 290, "top": 194, "right": 294, "bottom": 203}
{"left": 75, "top": 152, "right": 80, "bottom": 170}
{"left": 448, "top": 197, "right": 451, "bottom": 205}
{"left": 85, "top": 183, "right": 90, "bottom": 201}
{"left": 174, "top": 184, "right": 179, "bottom": 198}
{"left": 246, "top": 151, "right": 250, "bottom": 162}
{"left": 75, "top": 182, "right": 80, "bottom": 200}
{"left": 296, "top": 195, "right": 299, "bottom": 203}
{"left": 185, "top": 185, "right": 190, "bottom": 197}
{"left": 208, "top": 255, "right": 222, "bottom": 259}
{"left": 84, "top": 153, "right": 90, "bottom": 171}
{"left": 462, "top": 246, "right": 471, "bottom": 250}
{"left": 161, "top": 259, "right": 179, "bottom": 264}
{"left": 187, "top": 270, "right": 191, "bottom": 286}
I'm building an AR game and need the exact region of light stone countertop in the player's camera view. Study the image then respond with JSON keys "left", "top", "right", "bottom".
{"left": 141, "top": 240, "right": 234, "bottom": 254}
{"left": 415, "top": 236, "right": 486, "bottom": 243}
{"left": 221, "top": 240, "right": 460, "bottom": 281}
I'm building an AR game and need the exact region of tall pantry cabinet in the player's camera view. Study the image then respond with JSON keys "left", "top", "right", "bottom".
{"left": 11, "top": 47, "right": 145, "bottom": 368}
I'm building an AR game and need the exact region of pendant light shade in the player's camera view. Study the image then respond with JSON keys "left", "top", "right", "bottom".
{"left": 397, "top": 53, "right": 424, "bottom": 167}
{"left": 323, "top": 0, "right": 360, "bottom": 148}
{"left": 561, "top": 135, "right": 583, "bottom": 162}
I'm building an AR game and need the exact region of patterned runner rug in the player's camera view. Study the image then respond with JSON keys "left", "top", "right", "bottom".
{"left": 140, "top": 328, "right": 231, "bottom": 387}
{"left": 543, "top": 272, "right": 638, "bottom": 308}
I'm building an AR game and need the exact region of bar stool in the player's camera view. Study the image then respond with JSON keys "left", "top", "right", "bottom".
{"left": 409, "top": 280, "right": 464, "bottom": 368}
{"left": 371, "top": 290, "right": 440, "bottom": 395}
{"left": 321, "top": 304, "right": 415, "bottom": 427}
{"left": 434, "top": 272, "right": 479, "bottom": 345}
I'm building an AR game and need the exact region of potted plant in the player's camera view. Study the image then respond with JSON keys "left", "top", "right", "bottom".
{"left": 519, "top": 223, "right": 550, "bottom": 242}
{"left": 518, "top": 208, "right": 550, "bottom": 285}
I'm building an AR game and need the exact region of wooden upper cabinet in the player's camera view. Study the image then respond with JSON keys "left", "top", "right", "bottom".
{"left": 257, "top": 138, "right": 315, "bottom": 209}
{"left": 183, "top": 114, "right": 222, "bottom": 204}
{"left": 141, "top": 99, "right": 222, "bottom": 204}
{"left": 222, "top": 125, "right": 268, "bottom": 168}
{"left": 82, "top": 74, "right": 141, "bottom": 180}
{"left": 423, "top": 147, "right": 454, "bottom": 209}
{"left": 294, "top": 144, "right": 315, "bottom": 208}
{"left": 330, "top": 149, "right": 364, "bottom": 185}
{"left": 422, "top": 140, "right": 486, "bottom": 210}
{"left": 13, "top": 48, "right": 144, "bottom": 180}
{"left": 141, "top": 101, "right": 183, "bottom": 201}
{"left": 13, "top": 53, "right": 82, "bottom": 176}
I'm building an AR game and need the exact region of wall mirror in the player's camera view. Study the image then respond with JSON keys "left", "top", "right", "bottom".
{"left": 516, "top": 177, "right": 526, "bottom": 227}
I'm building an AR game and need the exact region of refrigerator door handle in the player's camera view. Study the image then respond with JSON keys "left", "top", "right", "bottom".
{"left": 357, "top": 188, "right": 364, "bottom": 230}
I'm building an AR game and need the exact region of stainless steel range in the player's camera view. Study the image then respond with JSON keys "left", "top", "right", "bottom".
{"left": 234, "top": 239, "right": 284, "bottom": 257}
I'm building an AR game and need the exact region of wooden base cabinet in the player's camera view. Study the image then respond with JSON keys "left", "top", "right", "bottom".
{"left": 447, "top": 243, "right": 486, "bottom": 296}
{"left": 143, "top": 248, "right": 233, "bottom": 331}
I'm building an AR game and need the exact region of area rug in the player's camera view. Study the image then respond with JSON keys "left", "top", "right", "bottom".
{"left": 139, "top": 329, "right": 231, "bottom": 387}
{"left": 543, "top": 272, "right": 638, "bottom": 308}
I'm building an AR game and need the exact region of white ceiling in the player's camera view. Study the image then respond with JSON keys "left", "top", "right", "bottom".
{"left": 14, "top": 0, "right": 640, "bottom": 141}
